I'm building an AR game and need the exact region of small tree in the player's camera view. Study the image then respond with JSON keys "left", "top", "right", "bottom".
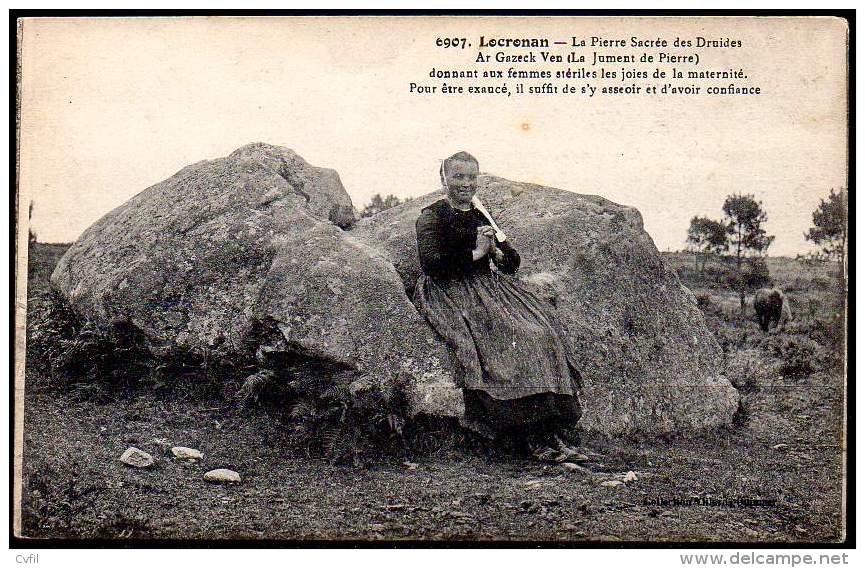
{"left": 722, "top": 194, "right": 775, "bottom": 311}
{"left": 686, "top": 216, "right": 729, "bottom": 272}
{"left": 360, "top": 194, "right": 402, "bottom": 218}
{"left": 28, "top": 201, "right": 37, "bottom": 245}
{"left": 805, "top": 188, "right": 848, "bottom": 292}
{"left": 726, "top": 257, "right": 772, "bottom": 309}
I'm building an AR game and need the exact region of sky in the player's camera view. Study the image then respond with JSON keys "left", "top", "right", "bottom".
{"left": 19, "top": 16, "right": 848, "bottom": 256}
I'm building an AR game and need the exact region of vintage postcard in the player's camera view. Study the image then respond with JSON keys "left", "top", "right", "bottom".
{"left": 13, "top": 13, "right": 850, "bottom": 546}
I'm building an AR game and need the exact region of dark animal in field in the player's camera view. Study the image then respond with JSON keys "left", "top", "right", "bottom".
{"left": 754, "top": 288, "right": 793, "bottom": 332}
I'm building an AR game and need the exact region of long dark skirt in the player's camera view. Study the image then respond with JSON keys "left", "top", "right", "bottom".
{"left": 414, "top": 269, "right": 582, "bottom": 438}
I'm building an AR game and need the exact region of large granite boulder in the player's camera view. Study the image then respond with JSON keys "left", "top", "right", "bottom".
{"left": 51, "top": 142, "right": 737, "bottom": 436}
{"left": 352, "top": 175, "right": 740, "bottom": 436}
{"left": 50, "top": 143, "right": 461, "bottom": 416}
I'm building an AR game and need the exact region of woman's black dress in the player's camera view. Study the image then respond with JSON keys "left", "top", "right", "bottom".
{"left": 413, "top": 198, "right": 582, "bottom": 440}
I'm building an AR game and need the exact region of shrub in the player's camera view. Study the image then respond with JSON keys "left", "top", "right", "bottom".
{"left": 26, "top": 291, "right": 156, "bottom": 395}
{"left": 360, "top": 194, "right": 402, "bottom": 218}
{"left": 724, "top": 349, "right": 778, "bottom": 393}
{"left": 694, "top": 292, "right": 721, "bottom": 316}
{"left": 243, "top": 367, "right": 411, "bottom": 465}
{"left": 26, "top": 290, "right": 249, "bottom": 401}
{"left": 763, "top": 335, "right": 821, "bottom": 381}
{"left": 26, "top": 290, "right": 78, "bottom": 379}
{"left": 783, "top": 312, "right": 845, "bottom": 354}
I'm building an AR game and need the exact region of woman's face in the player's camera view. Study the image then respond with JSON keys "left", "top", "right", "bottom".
{"left": 445, "top": 159, "right": 479, "bottom": 206}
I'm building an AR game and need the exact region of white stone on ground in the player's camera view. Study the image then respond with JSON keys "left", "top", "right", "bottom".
{"left": 120, "top": 447, "right": 155, "bottom": 468}
{"left": 171, "top": 446, "right": 203, "bottom": 460}
{"left": 204, "top": 468, "right": 241, "bottom": 483}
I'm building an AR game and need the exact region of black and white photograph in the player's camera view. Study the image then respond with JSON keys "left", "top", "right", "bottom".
{"left": 12, "top": 12, "right": 852, "bottom": 549}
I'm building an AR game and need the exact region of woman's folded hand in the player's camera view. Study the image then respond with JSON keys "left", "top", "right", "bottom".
{"left": 473, "top": 226, "right": 495, "bottom": 260}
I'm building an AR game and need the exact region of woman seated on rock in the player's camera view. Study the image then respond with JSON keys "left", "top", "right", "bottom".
{"left": 414, "top": 151, "right": 586, "bottom": 463}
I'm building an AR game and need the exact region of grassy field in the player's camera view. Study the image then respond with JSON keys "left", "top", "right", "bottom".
{"left": 18, "top": 244, "right": 847, "bottom": 543}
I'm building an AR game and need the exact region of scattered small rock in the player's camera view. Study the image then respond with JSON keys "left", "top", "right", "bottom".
{"left": 794, "top": 526, "right": 808, "bottom": 534}
{"left": 171, "top": 446, "right": 203, "bottom": 461}
{"left": 772, "top": 443, "right": 790, "bottom": 451}
{"left": 402, "top": 461, "right": 419, "bottom": 470}
{"left": 120, "top": 447, "right": 155, "bottom": 469}
{"left": 623, "top": 471, "right": 638, "bottom": 483}
{"left": 600, "top": 480, "right": 624, "bottom": 488}
{"left": 203, "top": 468, "right": 241, "bottom": 483}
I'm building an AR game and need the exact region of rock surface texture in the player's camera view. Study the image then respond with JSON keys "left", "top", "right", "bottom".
{"left": 52, "top": 144, "right": 737, "bottom": 436}
{"left": 120, "top": 447, "right": 155, "bottom": 469}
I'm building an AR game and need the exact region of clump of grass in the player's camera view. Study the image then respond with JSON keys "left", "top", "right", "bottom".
{"left": 732, "top": 397, "right": 753, "bottom": 427}
{"left": 22, "top": 454, "right": 107, "bottom": 538}
{"left": 694, "top": 292, "right": 722, "bottom": 317}
{"left": 725, "top": 349, "right": 781, "bottom": 428}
